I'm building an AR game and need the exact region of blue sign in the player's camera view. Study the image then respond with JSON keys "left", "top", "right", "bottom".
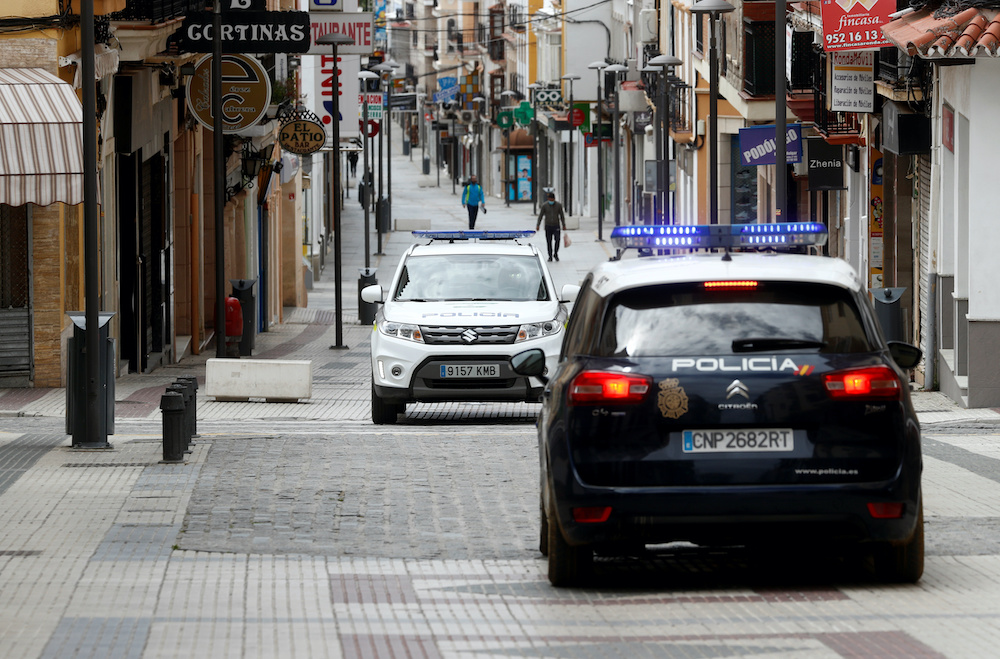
{"left": 738, "top": 124, "right": 803, "bottom": 166}
{"left": 433, "top": 85, "right": 459, "bottom": 103}
{"left": 438, "top": 77, "right": 457, "bottom": 90}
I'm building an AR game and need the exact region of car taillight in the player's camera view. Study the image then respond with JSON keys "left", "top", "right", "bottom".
{"left": 704, "top": 280, "right": 759, "bottom": 290}
{"left": 568, "top": 371, "right": 652, "bottom": 405}
{"left": 823, "top": 365, "right": 902, "bottom": 400}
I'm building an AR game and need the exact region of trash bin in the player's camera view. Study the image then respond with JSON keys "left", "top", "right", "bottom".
{"left": 376, "top": 196, "right": 391, "bottom": 233}
{"left": 359, "top": 181, "right": 368, "bottom": 208}
{"left": 870, "top": 287, "right": 906, "bottom": 343}
{"left": 402, "top": 140, "right": 410, "bottom": 156}
{"left": 66, "top": 311, "right": 116, "bottom": 442}
{"left": 358, "top": 268, "right": 378, "bottom": 325}
{"left": 229, "top": 279, "right": 257, "bottom": 356}
{"left": 422, "top": 155, "right": 431, "bottom": 175}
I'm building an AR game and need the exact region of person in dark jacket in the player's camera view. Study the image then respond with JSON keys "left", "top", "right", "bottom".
{"left": 461, "top": 174, "right": 486, "bottom": 229}
{"left": 536, "top": 191, "right": 567, "bottom": 261}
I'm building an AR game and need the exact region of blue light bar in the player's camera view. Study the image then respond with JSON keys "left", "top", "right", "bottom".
{"left": 611, "top": 223, "right": 828, "bottom": 251}
{"left": 412, "top": 230, "right": 536, "bottom": 241}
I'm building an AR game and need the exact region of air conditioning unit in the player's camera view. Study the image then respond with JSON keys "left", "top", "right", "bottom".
{"left": 460, "top": 110, "right": 475, "bottom": 123}
{"left": 638, "top": 9, "right": 657, "bottom": 43}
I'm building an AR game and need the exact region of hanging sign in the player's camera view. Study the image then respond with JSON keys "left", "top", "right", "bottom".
{"left": 179, "top": 11, "right": 312, "bottom": 54}
{"left": 186, "top": 54, "right": 271, "bottom": 132}
{"left": 829, "top": 51, "right": 875, "bottom": 112}
{"left": 820, "top": 0, "right": 893, "bottom": 52}
{"left": 806, "top": 139, "right": 846, "bottom": 190}
{"left": 738, "top": 124, "right": 803, "bottom": 166}
{"left": 279, "top": 117, "right": 328, "bottom": 155}
{"left": 306, "top": 12, "right": 375, "bottom": 55}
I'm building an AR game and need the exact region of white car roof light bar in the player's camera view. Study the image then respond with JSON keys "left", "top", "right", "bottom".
{"left": 412, "top": 230, "right": 536, "bottom": 243}
{"left": 610, "top": 222, "right": 828, "bottom": 251}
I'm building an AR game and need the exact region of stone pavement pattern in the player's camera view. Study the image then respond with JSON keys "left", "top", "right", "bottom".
{"left": 3, "top": 130, "right": 1000, "bottom": 657}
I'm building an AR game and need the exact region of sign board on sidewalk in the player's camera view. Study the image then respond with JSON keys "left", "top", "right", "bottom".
{"left": 829, "top": 51, "right": 875, "bottom": 112}
{"left": 820, "top": 0, "right": 893, "bottom": 51}
{"left": 179, "top": 11, "right": 312, "bottom": 53}
{"left": 306, "top": 12, "right": 375, "bottom": 55}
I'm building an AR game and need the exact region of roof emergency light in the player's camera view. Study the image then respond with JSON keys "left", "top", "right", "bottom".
{"left": 611, "top": 223, "right": 828, "bottom": 251}
{"left": 412, "top": 230, "right": 536, "bottom": 242}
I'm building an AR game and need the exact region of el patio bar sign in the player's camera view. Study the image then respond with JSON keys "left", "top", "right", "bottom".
{"left": 180, "top": 11, "right": 312, "bottom": 53}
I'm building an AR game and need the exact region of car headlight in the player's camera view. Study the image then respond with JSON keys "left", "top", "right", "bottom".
{"left": 378, "top": 320, "right": 425, "bottom": 343}
{"left": 515, "top": 307, "right": 567, "bottom": 343}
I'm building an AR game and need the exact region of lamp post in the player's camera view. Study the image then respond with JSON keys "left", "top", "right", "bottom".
{"left": 317, "top": 33, "right": 355, "bottom": 350}
{"left": 604, "top": 64, "right": 628, "bottom": 227}
{"left": 500, "top": 89, "right": 517, "bottom": 207}
{"left": 648, "top": 54, "right": 683, "bottom": 225}
{"left": 588, "top": 61, "right": 608, "bottom": 240}
{"left": 372, "top": 63, "right": 392, "bottom": 254}
{"left": 359, "top": 70, "right": 379, "bottom": 268}
{"left": 527, "top": 83, "right": 543, "bottom": 214}
{"left": 690, "top": 0, "right": 735, "bottom": 224}
{"left": 472, "top": 96, "right": 486, "bottom": 180}
{"left": 561, "top": 74, "right": 580, "bottom": 216}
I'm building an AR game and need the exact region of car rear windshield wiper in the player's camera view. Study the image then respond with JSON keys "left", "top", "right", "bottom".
{"left": 732, "top": 337, "right": 827, "bottom": 352}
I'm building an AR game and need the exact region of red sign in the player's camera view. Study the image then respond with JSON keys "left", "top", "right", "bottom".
{"left": 360, "top": 119, "right": 379, "bottom": 137}
{"left": 571, "top": 108, "right": 585, "bottom": 127}
{"left": 820, "top": 0, "right": 893, "bottom": 51}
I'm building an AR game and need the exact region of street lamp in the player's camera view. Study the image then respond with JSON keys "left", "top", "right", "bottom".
{"left": 588, "top": 60, "right": 608, "bottom": 240}
{"left": 527, "top": 82, "right": 543, "bottom": 214}
{"left": 386, "top": 60, "right": 402, "bottom": 227}
{"left": 372, "top": 63, "right": 391, "bottom": 255}
{"left": 561, "top": 74, "right": 580, "bottom": 216}
{"left": 472, "top": 96, "right": 486, "bottom": 180}
{"left": 500, "top": 89, "right": 517, "bottom": 207}
{"left": 690, "top": 0, "right": 735, "bottom": 224}
{"left": 604, "top": 64, "right": 628, "bottom": 227}
{"left": 648, "top": 54, "right": 683, "bottom": 225}
{"left": 316, "top": 32, "right": 355, "bottom": 350}
{"left": 359, "top": 70, "right": 379, "bottom": 268}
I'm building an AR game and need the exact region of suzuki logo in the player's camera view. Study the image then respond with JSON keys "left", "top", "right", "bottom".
{"left": 461, "top": 328, "right": 479, "bottom": 344}
{"left": 726, "top": 380, "right": 750, "bottom": 399}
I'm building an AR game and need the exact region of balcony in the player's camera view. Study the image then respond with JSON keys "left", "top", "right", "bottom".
{"left": 109, "top": 0, "right": 201, "bottom": 23}
{"left": 669, "top": 82, "right": 693, "bottom": 136}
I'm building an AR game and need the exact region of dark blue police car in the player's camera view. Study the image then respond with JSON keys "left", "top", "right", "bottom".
{"left": 512, "top": 223, "right": 924, "bottom": 587}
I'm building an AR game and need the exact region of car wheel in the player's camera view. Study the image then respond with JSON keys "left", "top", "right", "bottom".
{"left": 546, "top": 500, "right": 592, "bottom": 587}
{"left": 371, "top": 383, "right": 400, "bottom": 425}
{"left": 539, "top": 500, "right": 549, "bottom": 557}
{"left": 872, "top": 501, "right": 924, "bottom": 583}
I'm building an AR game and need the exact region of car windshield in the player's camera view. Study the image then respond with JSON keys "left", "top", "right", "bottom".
{"left": 392, "top": 254, "right": 550, "bottom": 302}
{"left": 598, "top": 282, "right": 874, "bottom": 357}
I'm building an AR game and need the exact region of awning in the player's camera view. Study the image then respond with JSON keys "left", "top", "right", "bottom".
{"left": 0, "top": 68, "right": 84, "bottom": 207}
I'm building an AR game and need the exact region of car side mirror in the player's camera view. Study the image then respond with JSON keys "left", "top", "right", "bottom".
{"left": 560, "top": 284, "right": 580, "bottom": 304}
{"left": 360, "top": 284, "right": 384, "bottom": 304}
{"left": 888, "top": 341, "right": 922, "bottom": 370}
{"left": 511, "top": 348, "right": 547, "bottom": 383}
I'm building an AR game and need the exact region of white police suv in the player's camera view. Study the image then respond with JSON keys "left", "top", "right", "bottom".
{"left": 512, "top": 222, "right": 924, "bottom": 586}
{"left": 360, "top": 230, "right": 577, "bottom": 424}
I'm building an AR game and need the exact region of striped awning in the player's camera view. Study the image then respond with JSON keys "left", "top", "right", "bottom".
{"left": 0, "top": 68, "right": 84, "bottom": 207}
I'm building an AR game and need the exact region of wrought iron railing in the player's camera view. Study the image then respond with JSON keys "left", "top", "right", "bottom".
{"left": 669, "top": 82, "right": 692, "bottom": 134}
{"left": 109, "top": 0, "right": 203, "bottom": 23}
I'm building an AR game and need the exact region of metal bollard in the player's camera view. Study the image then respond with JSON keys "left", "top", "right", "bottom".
{"left": 173, "top": 379, "right": 195, "bottom": 446}
{"left": 166, "top": 383, "right": 191, "bottom": 451}
{"left": 177, "top": 376, "right": 199, "bottom": 438}
{"left": 160, "top": 391, "right": 186, "bottom": 463}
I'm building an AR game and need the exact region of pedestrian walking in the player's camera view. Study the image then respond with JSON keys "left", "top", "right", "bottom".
{"left": 536, "top": 191, "right": 567, "bottom": 262}
{"left": 347, "top": 151, "right": 359, "bottom": 177}
{"left": 461, "top": 174, "right": 486, "bottom": 229}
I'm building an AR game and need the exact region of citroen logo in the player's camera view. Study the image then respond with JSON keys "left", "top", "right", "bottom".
{"left": 461, "top": 328, "right": 479, "bottom": 344}
{"left": 726, "top": 380, "right": 750, "bottom": 399}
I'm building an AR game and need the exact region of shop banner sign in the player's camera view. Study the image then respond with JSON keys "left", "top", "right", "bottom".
{"left": 807, "top": 139, "right": 846, "bottom": 190}
{"left": 180, "top": 11, "right": 312, "bottom": 53}
{"left": 830, "top": 51, "right": 875, "bottom": 112}
{"left": 821, "top": 0, "right": 893, "bottom": 52}
{"left": 738, "top": 124, "right": 803, "bottom": 166}
{"left": 306, "top": 12, "right": 375, "bottom": 55}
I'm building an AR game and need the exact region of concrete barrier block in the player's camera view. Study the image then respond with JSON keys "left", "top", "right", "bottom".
{"left": 206, "top": 358, "right": 312, "bottom": 402}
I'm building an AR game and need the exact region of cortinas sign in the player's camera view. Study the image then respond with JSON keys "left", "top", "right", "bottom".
{"left": 279, "top": 114, "right": 328, "bottom": 155}
{"left": 179, "top": 11, "right": 312, "bottom": 54}
{"left": 820, "top": 0, "right": 893, "bottom": 51}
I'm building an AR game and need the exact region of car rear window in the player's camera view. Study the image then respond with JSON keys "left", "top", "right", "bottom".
{"left": 598, "top": 281, "right": 874, "bottom": 357}
{"left": 393, "top": 254, "right": 550, "bottom": 302}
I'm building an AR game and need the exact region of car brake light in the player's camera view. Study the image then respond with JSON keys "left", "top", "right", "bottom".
{"left": 573, "top": 507, "right": 612, "bottom": 523}
{"left": 704, "top": 280, "right": 759, "bottom": 290}
{"left": 568, "top": 371, "right": 651, "bottom": 405}
{"left": 822, "top": 365, "right": 902, "bottom": 400}
{"left": 867, "top": 502, "right": 904, "bottom": 519}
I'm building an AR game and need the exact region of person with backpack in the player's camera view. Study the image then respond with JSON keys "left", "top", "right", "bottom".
{"left": 461, "top": 174, "right": 486, "bottom": 229}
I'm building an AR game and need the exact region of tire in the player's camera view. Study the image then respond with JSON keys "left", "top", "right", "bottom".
{"left": 547, "top": 499, "right": 592, "bottom": 587}
{"left": 539, "top": 500, "right": 549, "bottom": 556}
{"left": 372, "top": 383, "right": 400, "bottom": 425}
{"left": 872, "top": 501, "right": 924, "bottom": 583}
